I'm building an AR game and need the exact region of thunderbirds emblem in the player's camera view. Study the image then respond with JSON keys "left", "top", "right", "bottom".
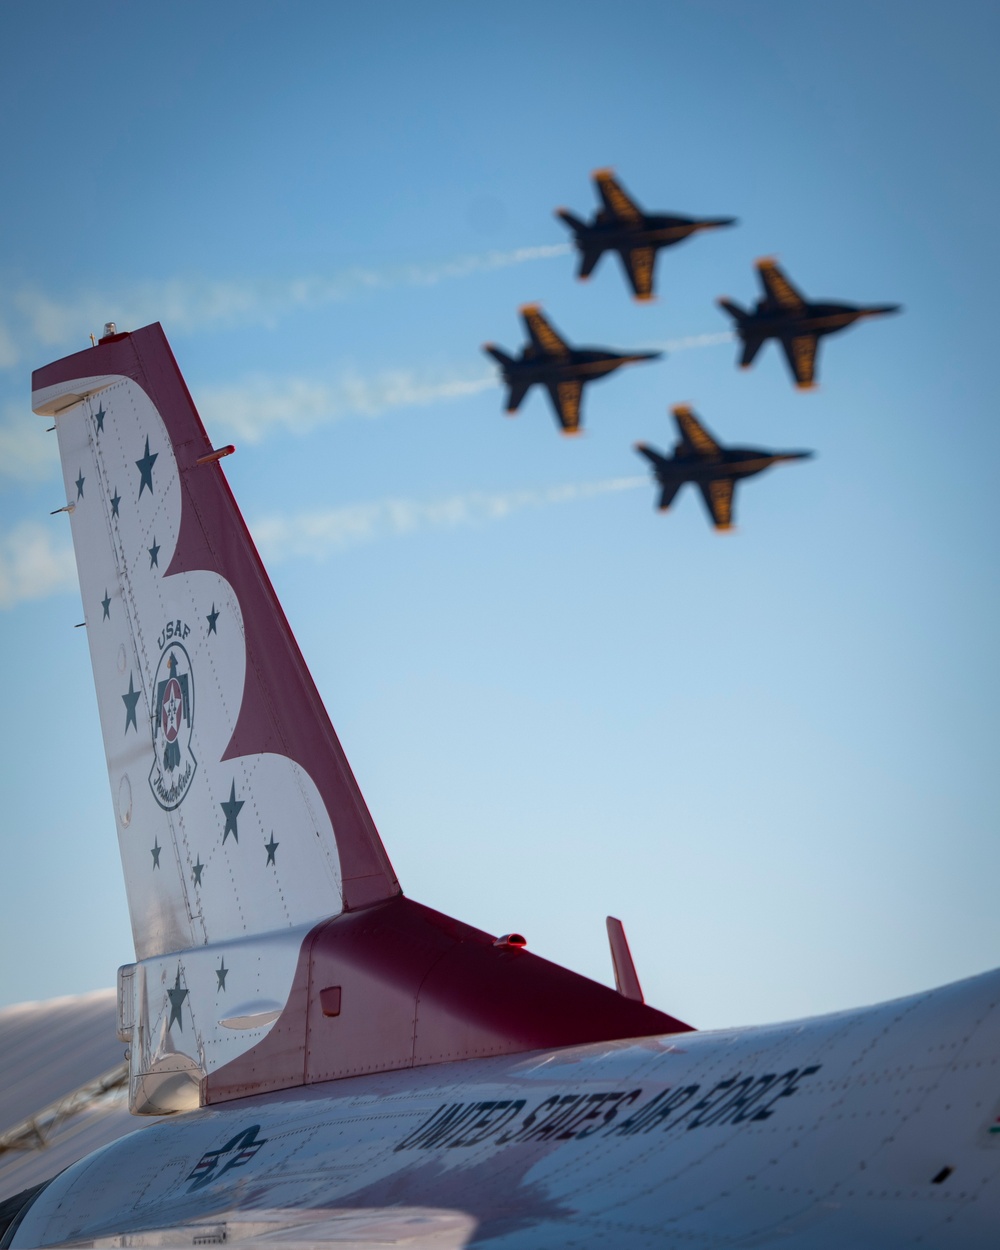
{"left": 149, "top": 636, "right": 196, "bottom": 810}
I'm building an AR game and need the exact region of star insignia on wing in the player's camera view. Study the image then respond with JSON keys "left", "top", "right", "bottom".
{"left": 167, "top": 969, "right": 189, "bottom": 1031}
{"left": 122, "top": 673, "right": 141, "bottom": 734}
{"left": 149, "top": 538, "right": 160, "bottom": 568}
{"left": 101, "top": 589, "right": 111, "bottom": 620}
{"left": 216, "top": 959, "right": 228, "bottom": 991}
{"left": 110, "top": 489, "right": 121, "bottom": 518}
{"left": 136, "top": 436, "right": 158, "bottom": 497}
{"left": 221, "top": 780, "right": 244, "bottom": 844}
{"left": 93, "top": 405, "right": 106, "bottom": 433}
{"left": 207, "top": 604, "right": 219, "bottom": 634}
{"left": 265, "top": 833, "right": 279, "bottom": 866}
{"left": 151, "top": 838, "right": 162, "bottom": 869}
{"left": 192, "top": 856, "right": 204, "bottom": 886}
{"left": 75, "top": 470, "right": 85, "bottom": 499}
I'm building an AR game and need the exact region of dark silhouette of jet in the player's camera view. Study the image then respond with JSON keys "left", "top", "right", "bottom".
{"left": 717, "top": 258, "right": 901, "bottom": 390}
{"left": 635, "top": 404, "right": 812, "bottom": 531}
{"left": 483, "top": 304, "right": 661, "bottom": 435}
{"left": 555, "top": 169, "right": 736, "bottom": 301}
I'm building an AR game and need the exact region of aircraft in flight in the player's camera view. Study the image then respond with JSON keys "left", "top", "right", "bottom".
{"left": 720, "top": 256, "right": 900, "bottom": 387}
{"left": 7, "top": 323, "right": 1000, "bottom": 1248}
{"left": 483, "top": 303, "right": 661, "bottom": 434}
{"left": 555, "top": 168, "right": 736, "bottom": 301}
{"left": 635, "top": 404, "right": 813, "bottom": 531}
{"left": 717, "top": 257, "right": 901, "bottom": 389}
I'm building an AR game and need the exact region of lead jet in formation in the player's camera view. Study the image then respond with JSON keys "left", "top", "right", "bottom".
{"left": 556, "top": 169, "right": 736, "bottom": 301}
{"left": 483, "top": 303, "right": 661, "bottom": 434}
{"left": 717, "top": 257, "right": 901, "bottom": 390}
{"left": 635, "top": 404, "right": 812, "bottom": 531}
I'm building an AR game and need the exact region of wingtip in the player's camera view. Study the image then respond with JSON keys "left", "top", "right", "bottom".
{"left": 716, "top": 523, "right": 736, "bottom": 534}
{"left": 560, "top": 429, "right": 584, "bottom": 438}
{"left": 796, "top": 382, "right": 819, "bottom": 392}
{"left": 592, "top": 166, "right": 615, "bottom": 178}
{"left": 633, "top": 293, "right": 657, "bottom": 304}
{"left": 670, "top": 403, "right": 693, "bottom": 416}
{"left": 518, "top": 301, "right": 542, "bottom": 314}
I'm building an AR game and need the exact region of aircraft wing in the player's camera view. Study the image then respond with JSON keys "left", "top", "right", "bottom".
{"left": 698, "top": 478, "right": 735, "bottom": 530}
{"left": 545, "top": 380, "right": 583, "bottom": 433}
{"left": 594, "top": 169, "right": 643, "bottom": 224}
{"left": 780, "top": 334, "right": 818, "bottom": 388}
{"left": 521, "top": 305, "right": 570, "bottom": 358}
{"left": 756, "top": 259, "right": 806, "bottom": 310}
{"left": 672, "top": 404, "right": 722, "bottom": 458}
{"left": 621, "top": 246, "right": 655, "bottom": 300}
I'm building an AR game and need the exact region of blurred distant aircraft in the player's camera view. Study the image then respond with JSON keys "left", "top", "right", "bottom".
{"left": 483, "top": 303, "right": 661, "bottom": 434}
{"left": 635, "top": 404, "right": 812, "bottom": 530}
{"left": 555, "top": 169, "right": 736, "bottom": 301}
{"left": 717, "top": 257, "right": 901, "bottom": 389}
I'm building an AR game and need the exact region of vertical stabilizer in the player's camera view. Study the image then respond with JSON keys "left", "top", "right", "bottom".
{"left": 33, "top": 325, "right": 399, "bottom": 1110}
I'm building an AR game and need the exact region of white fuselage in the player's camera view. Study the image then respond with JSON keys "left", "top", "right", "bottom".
{"left": 13, "top": 966, "right": 1000, "bottom": 1249}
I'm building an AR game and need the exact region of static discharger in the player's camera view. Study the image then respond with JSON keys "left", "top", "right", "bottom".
{"left": 196, "top": 445, "right": 236, "bottom": 466}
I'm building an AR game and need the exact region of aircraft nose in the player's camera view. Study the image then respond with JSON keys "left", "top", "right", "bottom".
{"left": 865, "top": 303, "right": 902, "bottom": 317}
{"left": 701, "top": 217, "right": 738, "bottom": 229}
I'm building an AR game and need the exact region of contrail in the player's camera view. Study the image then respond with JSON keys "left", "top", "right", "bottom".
{"left": 5, "top": 244, "right": 573, "bottom": 358}
{"left": 251, "top": 476, "right": 648, "bottom": 562}
{"left": 200, "top": 369, "right": 498, "bottom": 442}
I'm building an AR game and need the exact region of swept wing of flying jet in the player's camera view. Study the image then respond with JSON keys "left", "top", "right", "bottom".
{"left": 555, "top": 168, "right": 736, "bottom": 301}
{"left": 8, "top": 324, "right": 1000, "bottom": 1248}
{"left": 635, "top": 404, "right": 812, "bottom": 530}
{"left": 483, "top": 303, "right": 661, "bottom": 434}
{"left": 717, "top": 257, "right": 901, "bottom": 389}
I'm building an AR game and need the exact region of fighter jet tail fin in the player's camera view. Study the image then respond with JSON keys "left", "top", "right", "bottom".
{"left": 555, "top": 208, "right": 588, "bottom": 235}
{"left": 33, "top": 323, "right": 403, "bottom": 1112}
{"left": 717, "top": 297, "right": 749, "bottom": 324}
{"left": 483, "top": 343, "right": 515, "bottom": 371}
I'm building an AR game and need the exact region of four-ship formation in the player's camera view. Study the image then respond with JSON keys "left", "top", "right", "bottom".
{"left": 482, "top": 168, "right": 899, "bottom": 529}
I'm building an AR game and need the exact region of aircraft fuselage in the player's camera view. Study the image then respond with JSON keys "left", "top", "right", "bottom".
{"left": 746, "top": 300, "right": 901, "bottom": 340}
{"left": 507, "top": 348, "right": 659, "bottom": 385}
{"left": 578, "top": 214, "right": 735, "bottom": 252}
{"left": 13, "top": 967, "right": 1000, "bottom": 1249}
{"left": 656, "top": 449, "right": 805, "bottom": 485}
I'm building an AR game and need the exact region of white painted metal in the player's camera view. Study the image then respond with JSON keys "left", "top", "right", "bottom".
{"left": 12, "top": 968, "right": 1000, "bottom": 1247}
{"left": 34, "top": 371, "right": 347, "bottom": 1111}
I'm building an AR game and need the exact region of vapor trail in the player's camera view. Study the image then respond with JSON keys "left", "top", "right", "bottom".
{"left": 5, "top": 244, "right": 573, "bottom": 358}
{"left": 251, "top": 476, "right": 648, "bottom": 561}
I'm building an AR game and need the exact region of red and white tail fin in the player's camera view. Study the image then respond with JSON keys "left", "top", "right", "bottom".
{"left": 35, "top": 324, "right": 691, "bottom": 1117}
{"left": 34, "top": 325, "right": 399, "bottom": 1111}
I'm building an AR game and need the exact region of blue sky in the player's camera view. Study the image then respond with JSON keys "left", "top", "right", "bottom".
{"left": 1, "top": 2, "right": 998, "bottom": 1029}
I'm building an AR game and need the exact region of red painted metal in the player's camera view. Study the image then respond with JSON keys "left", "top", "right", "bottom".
{"left": 204, "top": 896, "right": 693, "bottom": 1105}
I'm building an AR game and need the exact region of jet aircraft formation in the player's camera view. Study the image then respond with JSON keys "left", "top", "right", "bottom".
{"left": 483, "top": 169, "right": 901, "bottom": 531}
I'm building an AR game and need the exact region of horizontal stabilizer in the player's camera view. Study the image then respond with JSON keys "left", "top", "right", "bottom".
{"left": 740, "top": 336, "right": 766, "bottom": 369}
